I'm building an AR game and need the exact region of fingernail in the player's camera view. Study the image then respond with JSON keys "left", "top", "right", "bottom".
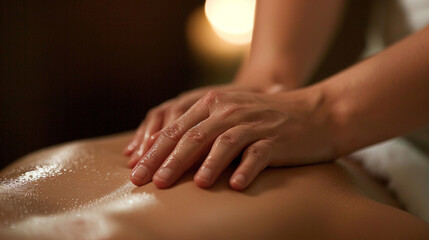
{"left": 126, "top": 144, "right": 134, "bottom": 151}
{"left": 198, "top": 168, "right": 213, "bottom": 182}
{"left": 136, "top": 148, "right": 144, "bottom": 158}
{"left": 156, "top": 168, "right": 173, "bottom": 182}
{"left": 125, "top": 140, "right": 138, "bottom": 152}
{"left": 232, "top": 174, "right": 246, "bottom": 187}
{"left": 132, "top": 165, "right": 149, "bottom": 182}
{"left": 123, "top": 145, "right": 134, "bottom": 155}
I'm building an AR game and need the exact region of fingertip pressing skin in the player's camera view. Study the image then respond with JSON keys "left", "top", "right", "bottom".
{"left": 123, "top": 138, "right": 139, "bottom": 156}
{"left": 126, "top": 108, "right": 165, "bottom": 165}
{"left": 193, "top": 167, "right": 214, "bottom": 188}
{"left": 192, "top": 126, "right": 260, "bottom": 189}
{"left": 123, "top": 145, "right": 134, "bottom": 156}
{"left": 152, "top": 178, "right": 169, "bottom": 189}
{"left": 229, "top": 173, "right": 248, "bottom": 191}
{"left": 130, "top": 123, "right": 189, "bottom": 188}
{"left": 193, "top": 178, "right": 211, "bottom": 189}
{"left": 124, "top": 123, "right": 148, "bottom": 156}
{"left": 152, "top": 153, "right": 196, "bottom": 189}
{"left": 129, "top": 89, "right": 338, "bottom": 190}
{"left": 127, "top": 146, "right": 145, "bottom": 168}
{"left": 152, "top": 167, "right": 174, "bottom": 188}
{"left": 150, "top": 116, "right": 226, "bottom": 189}
{"left": 130, "top": 165, "right": 150, "bottom": 186}
{"left": 151, "top": 159, "right": 180, "bottom": 189}
{"left": 127, "top": 132, "right": 162, "bottom": 169}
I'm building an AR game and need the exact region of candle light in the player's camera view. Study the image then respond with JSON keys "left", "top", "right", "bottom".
{"left": 205, "top": 0, "right": 256, "bottom": 45}
{"left": 186, "top": 0, "right": 256, "bottom": 85}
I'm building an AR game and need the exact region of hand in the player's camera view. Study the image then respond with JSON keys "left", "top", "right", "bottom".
{"left": 123, "top": 83, "right": 260, "bottom": 168}
{"left": 123, "top": 61, "right": 299, "bottom": 168}
{"left": 130, "top": 87, "right": 336, "bottom": 190}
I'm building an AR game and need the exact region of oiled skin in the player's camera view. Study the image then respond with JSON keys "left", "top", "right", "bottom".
{"left": 0, "top": 133, "right": 428, "bottom": 240}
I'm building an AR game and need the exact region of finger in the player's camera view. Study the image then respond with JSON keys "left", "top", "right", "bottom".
{"left": 124, "top": 98, "right": 174, "bottom": 156}
{"left": 193, "top": 126, "right": 260, "bottom": 188}
{"left": 147, "top": 131, "right": 161, "bottom": 150}
{"left": 162, "top": 93, "right": 203, "bottom": 128}
{"left": 123, "top": 122, "right": 146, "bottom": 156}
{"left": 152, "top": 116, "right": 231, "bottom": 188}
{"left": 130, "top": 100, "right": 210, "bottom": 186}
{"left": 163, "top": 106, "right": 186, "bottom": 129}
{"left": 230, "top": 140, "right": 271, "bottom": 191}
{"left": 127, "top": 130, "right": 161, "bottom": 168}
{"left": 127, "top": 110, "right": 164, "bottom": 168}
{"left": 123, "top": 109, "right": 161, "bottom": 156}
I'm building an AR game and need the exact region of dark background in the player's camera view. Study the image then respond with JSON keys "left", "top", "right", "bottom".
{"left": 0, "top": 1, "right": 371, "bottom": 169}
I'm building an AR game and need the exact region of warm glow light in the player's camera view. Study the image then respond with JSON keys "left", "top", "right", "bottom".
{"left": 205, "top": 0, "right": 256, "bottom": 45}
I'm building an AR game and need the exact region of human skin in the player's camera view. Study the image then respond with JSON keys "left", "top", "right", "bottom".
{"left": 1, "top": 133, "right": 428, "bottom": 239}
{"left": 124, "top": 0, "right": 345, "bottom": 167}
{"left": 247, "top": 0, "right": 345, "bottom": 86}
{"left": 320, "top": 25, "right": 429, "bottom": 156}
{"left": 131, "top": 89, "right": 335, "bottom": 190}
{"left": 129, "top": 23, "right": 429, "bottom": 190}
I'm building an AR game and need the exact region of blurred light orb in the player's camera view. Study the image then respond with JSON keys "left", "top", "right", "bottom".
{"left": 205, "top": 0, "right": 256, "bottom": 45}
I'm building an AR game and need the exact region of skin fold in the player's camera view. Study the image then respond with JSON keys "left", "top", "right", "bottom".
{"left": 1, "top": 133, "right": 428, "bottom": 239}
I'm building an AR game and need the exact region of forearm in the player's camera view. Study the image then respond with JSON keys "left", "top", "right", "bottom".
{"left": 239, "top": 0, "right": 345, "bottom": 88}
{"left": 319, "top": 26, "right": 429, "bottom": 156}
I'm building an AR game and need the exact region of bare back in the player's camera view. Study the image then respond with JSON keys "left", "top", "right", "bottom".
{"left": 0, "top": 133, "right": 428, "bottom": 239}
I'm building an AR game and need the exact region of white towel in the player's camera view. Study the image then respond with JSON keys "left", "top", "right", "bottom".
{"left": 352, "top": 138, "right": 429, "bottom": 222}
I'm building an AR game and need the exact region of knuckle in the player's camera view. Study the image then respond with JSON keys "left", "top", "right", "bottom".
{"left": 161, "top": 123, "right": 184, "bottom": 141}
{"left": 140, "top": 151, "right": 161, "bottom": 169}
{"left": 217, "top": 134, "right": 239, "bottom": 147}
{"left": 183, "top": 128, "right": 205, "bottom": 143}
{"left": 203, "top": 90, "right": 222, "bottom": 104}
{"left": 217, "top": 104, "right": 242, "bottom": 120}
{"left": 245, "top": 145, "right": 266, "bottom": 159}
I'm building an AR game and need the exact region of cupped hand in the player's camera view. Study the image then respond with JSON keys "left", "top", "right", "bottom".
{"left": 129, "top": 88, "right": 336, "bottom": 190}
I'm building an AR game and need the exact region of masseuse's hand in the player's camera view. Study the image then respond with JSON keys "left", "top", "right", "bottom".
{"left": 130, "top": 87, "right": 336, "bottom": 190}
{"left": 124, "top": 63, "right": 296, "bottom": 168}
{"left": 123, "top": 84, "right": 256, "bottom": 168}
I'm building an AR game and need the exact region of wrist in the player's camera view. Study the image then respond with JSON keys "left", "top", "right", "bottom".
{"left": 314, "top": 78, "right": 359, "bottom": 158}
{"left": 274, "top": 85, "right": 341, "bottom": 161}
{"left": 304, "top": 85, "right": 339, "bottom": 160}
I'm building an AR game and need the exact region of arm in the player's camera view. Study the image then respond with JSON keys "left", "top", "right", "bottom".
{"left": 320, "top": 25, "right": 429, "bottom": 156}
{"left": 130, "top": 26, "right": 429, "bottom": 191}
{"left": 124, "top": 0, "right": 346, "bottom": 164}
{"left": 235, "top": 0, "right": 346, "bottom": 90}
